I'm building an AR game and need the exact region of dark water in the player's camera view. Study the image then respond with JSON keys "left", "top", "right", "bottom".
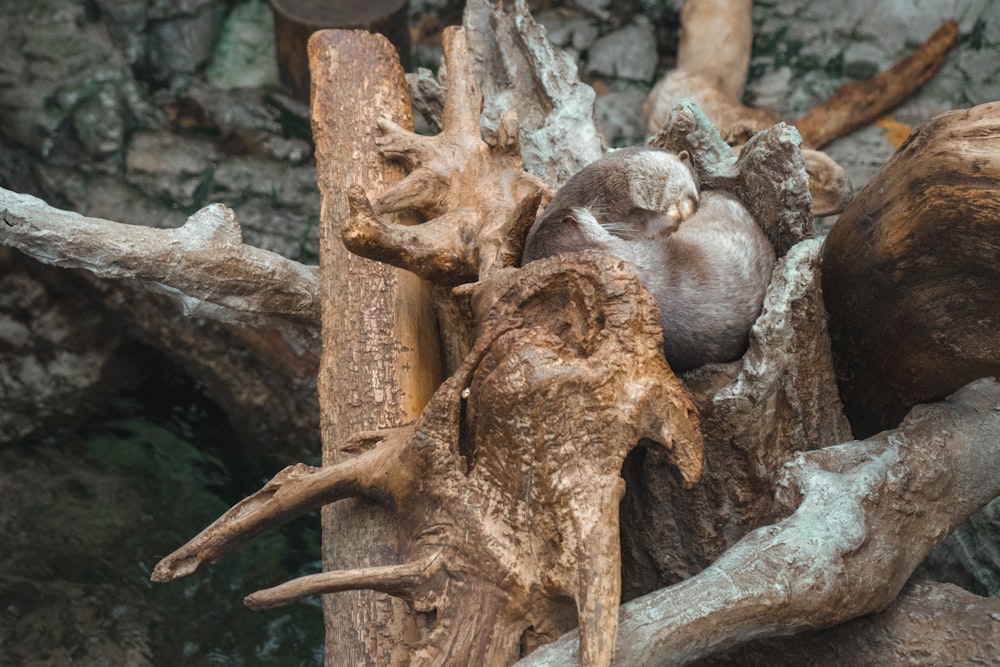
{"left": 0, "top": 354, "right": 324, "bottom": 666}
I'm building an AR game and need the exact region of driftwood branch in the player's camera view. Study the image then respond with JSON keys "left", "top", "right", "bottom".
{"left": 0, "top": 187, "right": 320, "bottom": 345}
{"left": 151, "top": 428, "right": 411, "bottom": 583}
{"left": 520, "top": 377, "right": 1000, "bottom": 667}
{"left": 792, "top": 19, "right": 960, "bottom": 149}
{"left": 696, "top": 580, "right": 1000, "bottom": 665}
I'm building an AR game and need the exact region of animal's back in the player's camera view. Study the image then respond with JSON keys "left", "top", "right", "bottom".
{"left": 638, "top": 192, "right": 775, "bottom": 371}
{"left": 521, "top": 147, "right": 774, "bottom": 371}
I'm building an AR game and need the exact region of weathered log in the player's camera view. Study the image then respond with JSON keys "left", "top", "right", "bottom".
{"left": 822, "top": 101, "right": 1000, "bottom": 438}
{"left": 693, "top": 580, "right": 1000, "bottom": 666}
{"left": 644, "top": 0, "right": 778, "bottom": 139}
{"left": 520, "top": 377, "right": 1000, "bottom": 666}
{"left": 308, "top": 30, "right": 441, "bottom": 666}
{"left": 0, "top": 189, "right": 320, "bottom": 347}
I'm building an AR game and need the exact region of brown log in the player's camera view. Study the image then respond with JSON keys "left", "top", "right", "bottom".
{"left": 270, "top": 0, "right": 410, "bottom": 102}
{"left": 792, "top": 19, "right": 959, "bottom": 149}
{"left": 308, "top": 30, "right": 441, "bottom": 666}
{"left": 821, "top": 101, "right": 1000, "bottom": 438}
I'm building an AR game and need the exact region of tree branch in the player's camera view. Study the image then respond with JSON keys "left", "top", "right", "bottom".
{"left": 151, "top": 429, "right": 411, "bottom": 583}
{"left": 0, "top": 187, "right": 320, "bottom": 345}
{"left": 792, "top": 19, "right": 960, "bottom": 149}
{"left": 245, "top": 551, "right": 444, "bottom": 610}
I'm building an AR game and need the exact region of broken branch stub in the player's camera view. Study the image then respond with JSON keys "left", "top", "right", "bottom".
{"left": 154, "top": 250, "right": 703, "bottom": 667}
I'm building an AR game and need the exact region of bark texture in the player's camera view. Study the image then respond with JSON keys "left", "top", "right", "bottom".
{"left": 308, "top": 30, "right": 442, "bottom": 666}
{"left": 822, "top": 101, "right": 1000, "bottom": 438}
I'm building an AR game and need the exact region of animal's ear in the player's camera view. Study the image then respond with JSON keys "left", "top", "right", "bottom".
{"left": 677, "top": 150, "right": 700, "bottom": 192}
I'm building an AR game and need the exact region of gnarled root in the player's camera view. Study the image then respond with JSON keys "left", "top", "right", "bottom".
{"left": 154, "top": 251, "right": 703, "bottom": 667}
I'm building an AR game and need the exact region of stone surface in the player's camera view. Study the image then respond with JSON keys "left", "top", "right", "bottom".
{"left": 594, "top": 86, "right": 649, "bottom": 147}
{"left": 0, "top": 0, "right": 158, "bottom": 160}
{"left": 0, "top": 256, "right": 116, "bottom": 442}
{"left": 586, "top": 17, "right": 659, "bottom": 83}
{"left": 747, "top": 0, "right": 1000, "bottom": 191}
{"left": 205, "top": 0, "right": 280, "bottom": 89}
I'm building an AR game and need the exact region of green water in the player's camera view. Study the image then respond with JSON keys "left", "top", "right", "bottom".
{"left": 0, "top": 364, "right": 324, "bottom": 666}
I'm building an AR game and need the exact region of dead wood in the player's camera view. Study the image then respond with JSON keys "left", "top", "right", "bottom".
{"left": 692, "top": 580, "right": 1000, "bottom": 666}
{"left": 792, "top": 19, "right": 960, "bottom": 150}
{"left": 520, "top": 377, "right": 1000, "bottom": 666}
{"left": 154, "top": 250, "right": 704, "bottom": 667}
{"left": 0, "top": 189, "right": 320, "bottom": 346}
{"left": 340, "top": 26, "right": 551, "bottom": 287}
{"left": 644, "top": 5, "right": 959, "bottom": 217}
{"left": 617, "top": 102, "right": 851, "bottom": 594}
{"left": 308, "top": 29, "right": 443, "bottom": 665}
{"left": 822, "top": 101, "right": 1000, "bottom": 438}
{"left": 644, "top": 0, "right": 778, "bottom": 139}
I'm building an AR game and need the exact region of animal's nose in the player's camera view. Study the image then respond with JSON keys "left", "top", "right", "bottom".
{"left": 679, "top": 195, "right": 698, "bottom": 221}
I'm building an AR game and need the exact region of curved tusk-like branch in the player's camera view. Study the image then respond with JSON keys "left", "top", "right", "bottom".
{"left": 151, "top": 428, "right": 413, "bottom": 583}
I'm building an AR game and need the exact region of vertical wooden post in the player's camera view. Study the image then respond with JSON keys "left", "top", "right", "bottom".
{"left": 309, "top": 30, "right": 441, "bottom": 665}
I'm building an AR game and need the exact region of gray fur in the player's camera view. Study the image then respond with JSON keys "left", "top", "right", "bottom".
{"left": 522, "top": 147, "right": 775, "bottom": 371}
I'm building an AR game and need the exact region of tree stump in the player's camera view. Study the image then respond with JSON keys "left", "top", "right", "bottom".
{"left": 821, "top": 101, "right": 1000, "bottom": 438}
{"left": 271, "top": 0, "right": 410, "bottom": 101}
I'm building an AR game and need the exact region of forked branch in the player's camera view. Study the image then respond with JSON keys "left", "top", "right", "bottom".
{"left": 340, "top": 26, "right": 552, "bottom": 287}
